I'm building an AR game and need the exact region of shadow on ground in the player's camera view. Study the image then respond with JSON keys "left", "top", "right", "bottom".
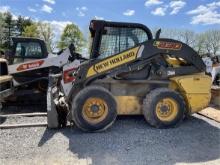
{"left": 39, "top": 115, "right": 220, "bottom": 165}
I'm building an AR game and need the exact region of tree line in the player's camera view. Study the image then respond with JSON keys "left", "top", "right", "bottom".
{"left": 0, "top": 12, "right": 85, "bottom": 53}
{"left": 153, "top": 28, "right": 220, "bottom": 56}
{"left": 0, "top": 11, "right": 219, "bottom": 57}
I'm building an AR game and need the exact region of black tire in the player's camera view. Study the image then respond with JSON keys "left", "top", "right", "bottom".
{"left": 72, "top": 86, "right": 117, "bottom": 132}
{"left": 143, "top": 88, "right": 186, "bottom": 128}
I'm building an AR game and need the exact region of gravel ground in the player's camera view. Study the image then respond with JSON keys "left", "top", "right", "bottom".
{"left": 0, "top": 106, "right": 220, "bottom": 165}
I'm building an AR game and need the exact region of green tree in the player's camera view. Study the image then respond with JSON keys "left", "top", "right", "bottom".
{"left": 22, "top": 23, "right": 40, "bottom": 38}
{"left": 0, "top": 13, "right": 6, "bottom": 50}
{"left": 22, "top": 22, "right": 55, "bottom": 52}
{"left": 16, "top": 16, "right": 33, "bottom": 35}
{"left": 38, "top": 22, "right": 54, "bottom": 52}
{"left": 4, "top": 12, "right": 17, "bottom": 48}
{"left": 58, "top": 24, "right": 85, "bottom": 51}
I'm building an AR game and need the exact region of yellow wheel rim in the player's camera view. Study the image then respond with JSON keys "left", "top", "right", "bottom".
{"left": 155, "top": 98, "right": 178, "bottom": 122}
{"left": 82, "top": 97, "right": 108, "bottom": 124}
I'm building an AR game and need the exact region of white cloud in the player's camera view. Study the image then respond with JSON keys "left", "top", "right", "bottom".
{"left": 43, "top": 0, "right": 55, "bottom": 5}
{"left": 81, "top": 6, "right": 87, "bottom": 11}
{"left": 28, "top": 7, "right": 37, "bottom": 13}
{"left": 77, "top": 11, "right": 85, "bottom": 17}
{"left": 43, "top": 20, "right": 72, "bottom": 41}
{"left": 41, "top": 4, "right": 53, "bottom": 13}
{"left": 76, "top": 6, "right": 88, "bottom": 17}
{"left": 94, "top": 16, "right": 104, "bottom": 20}
{"left": 123, "top": 9, "right": 135, "bottom": 16}
{"left": 207, "top": 1, "right": 220, "bottom": 8}
{"left": 187, "top": 1, "right": 220, "bottom": 25}
{"left": 0, "top": 5, "right": 10, "bottom": 13}
{"left": 148, "top": 0, "right": 186, "bottom": 16}
{"left": 170, "top": 0, "right": 186, "bottom": 15}
{"left": 145, "top": 0, "right": 163, "bottom": 7}
{"left": 0, "top": 6, "right": 18, "bottom": 19}
{"left": 151, "top": 6, "right": 167, "bottom": 16}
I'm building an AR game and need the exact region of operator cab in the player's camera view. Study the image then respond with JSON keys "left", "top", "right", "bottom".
{"left": 89, "top": 20, "right": 153, "bottom": 60}
{"left": 88, "top": 20, "right": 197, "bottom": 72}
{"left": 7, "top": 37, "right": 49, "bottom": 87}
{"left": 9, "top": 37, "right": 48, "bottom": 65}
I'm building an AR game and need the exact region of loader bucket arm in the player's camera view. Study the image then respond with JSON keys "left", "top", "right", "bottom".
{"left": 141, "top": 39, "right": 206, "bottom": 71}
{"left": 74, "top": 39, "right": 205, "bottom": 84}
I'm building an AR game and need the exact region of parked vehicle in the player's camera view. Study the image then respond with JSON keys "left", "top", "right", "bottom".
{"left": 0, "top": 58, "right": 13, "bottom": 109}
{"left": 46, "top": 20, "right": 212, "bottom": 132}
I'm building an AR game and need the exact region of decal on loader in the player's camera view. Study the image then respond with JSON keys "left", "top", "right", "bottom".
{"left": 17, "top": 60, "right": 44, "bottom": 71}
{"left": 153, "top": 41, "right": 182, "bottom": 50}
{"left": 86, "top": 46, "right": 140, "bottom": 77}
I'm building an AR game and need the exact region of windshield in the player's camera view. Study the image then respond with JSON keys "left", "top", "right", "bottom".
{"left": 98, "top": 27, "right": 148, "bottom": 59}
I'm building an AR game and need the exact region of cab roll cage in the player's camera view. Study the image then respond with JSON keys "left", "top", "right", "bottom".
{"left": 89, "top": 20, "right": 153, "bottom": 59}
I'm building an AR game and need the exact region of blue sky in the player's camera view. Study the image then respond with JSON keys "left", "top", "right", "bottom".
{"left": 0, "top": 0, "right": 220, "bottom": 38}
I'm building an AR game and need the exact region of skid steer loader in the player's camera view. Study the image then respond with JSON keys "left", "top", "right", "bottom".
{"left": 5, "top": 37, "right": 82, "bottom": 90}
{"left": 47, "top": 20, "right": 212, "bottom": 131}
{"left": 0, "top": 38, "right": 84, "bottom": 106}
